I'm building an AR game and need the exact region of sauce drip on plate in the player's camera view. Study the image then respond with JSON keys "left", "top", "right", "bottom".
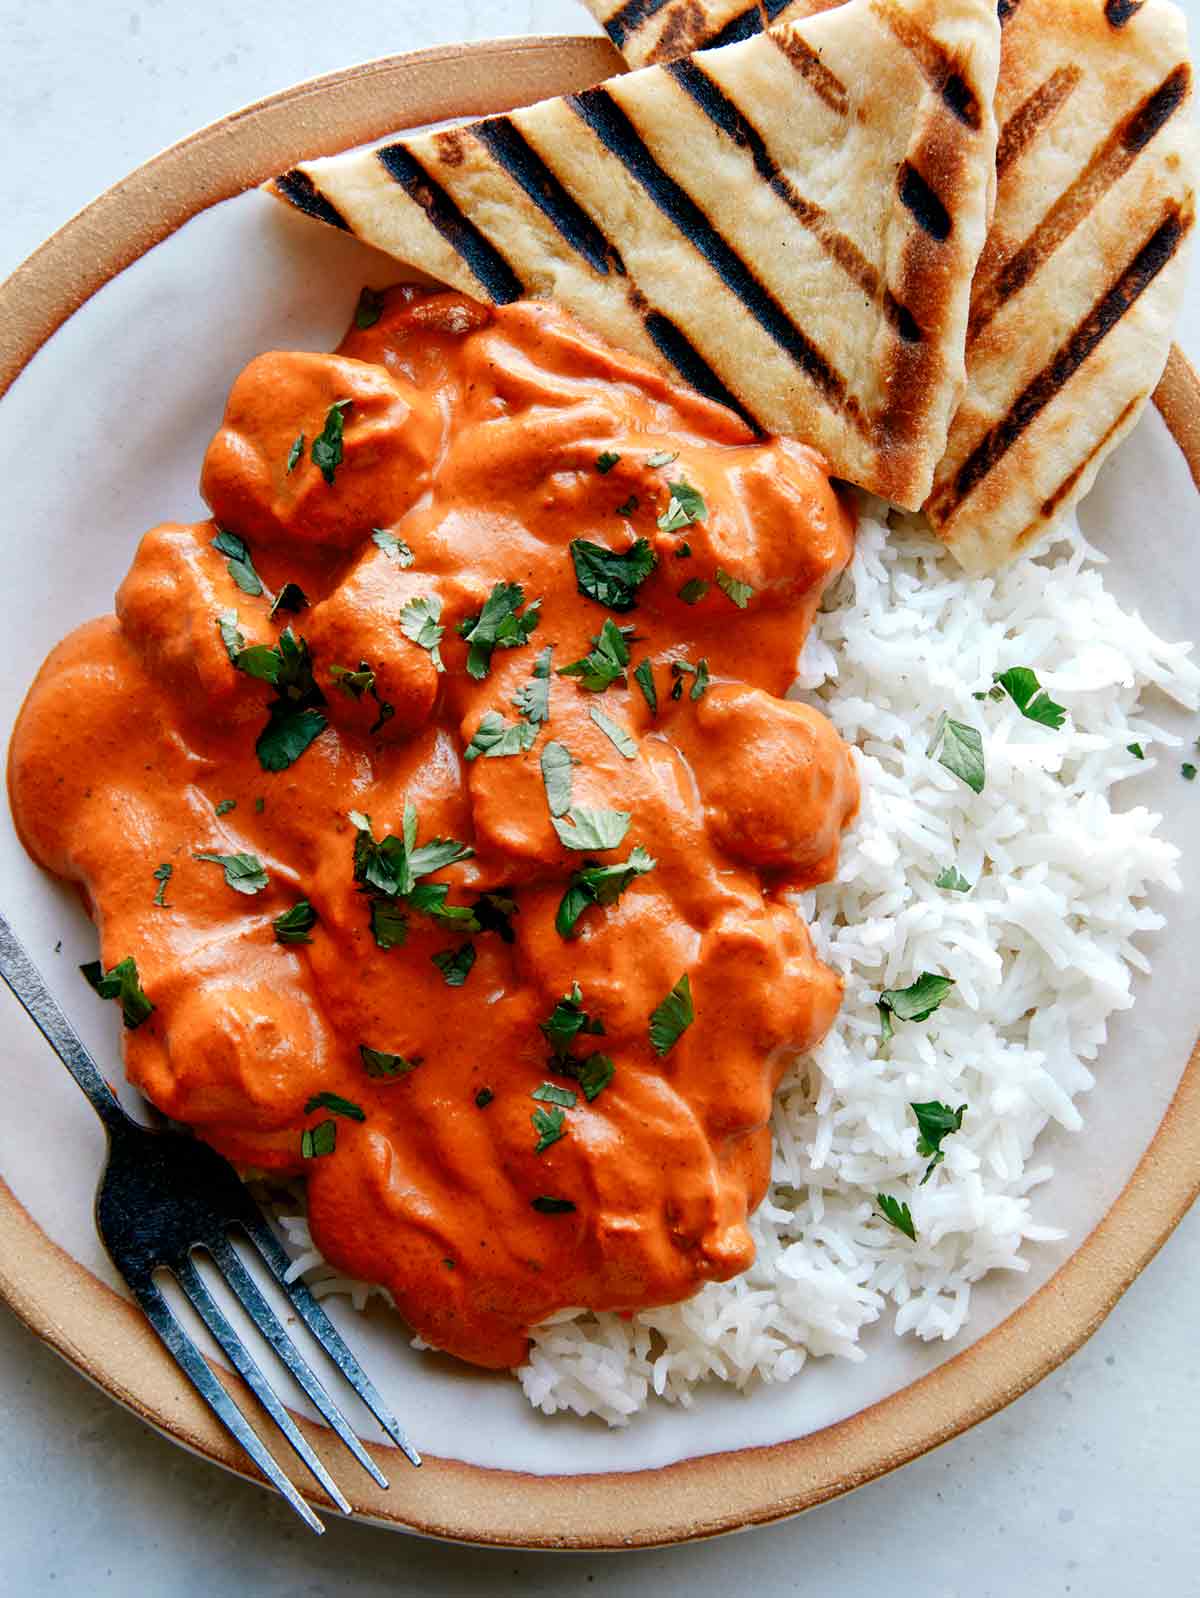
{"left": 9, "top": 288, "right": 858, "bottom": 1367}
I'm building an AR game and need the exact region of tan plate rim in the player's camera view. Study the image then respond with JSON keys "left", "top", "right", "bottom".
{"left": 0, "top": 35, "right": 1198, "bottom": 1552}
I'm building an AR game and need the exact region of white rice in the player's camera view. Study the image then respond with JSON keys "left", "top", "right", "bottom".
{"left": 272, "top": 508, "right": 1199, "bottom": 1426}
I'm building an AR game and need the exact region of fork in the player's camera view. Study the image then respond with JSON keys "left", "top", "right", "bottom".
{"left": 0, "top": 911, "right": 420, "bottom": 1533}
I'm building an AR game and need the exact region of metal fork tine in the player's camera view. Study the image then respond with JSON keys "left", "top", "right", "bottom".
{"left": 237, "top": 1214, "right": 421, "bottom": 1466}
{"left": 207, "top": 1235, "right": 389, "bottom": 1490}
{"left": 131, "top": 1278, "right": 325, "bottom": 1534}
{"left": 173, "top": 1256, "right": 352, "bottom": 1517}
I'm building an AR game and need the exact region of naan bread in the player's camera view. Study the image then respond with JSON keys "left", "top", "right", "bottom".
{"left": 268, "top": 0, "right": 1000, "bottom": 510}
{"left": 585, "top": 0, "right": 1197, "bottom": 568}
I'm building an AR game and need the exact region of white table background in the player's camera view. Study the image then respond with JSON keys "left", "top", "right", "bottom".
{"left": 1, "top": 1, "right": 1198, "bottom": 1591}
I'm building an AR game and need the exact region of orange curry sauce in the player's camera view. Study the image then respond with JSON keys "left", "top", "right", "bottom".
{"left": 8, "top": 288, "right": 858, "bottom": 1368}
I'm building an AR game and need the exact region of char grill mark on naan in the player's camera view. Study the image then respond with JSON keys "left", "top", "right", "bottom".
{"left": 268, "top": 0, "right": 1001, "bottom": 509}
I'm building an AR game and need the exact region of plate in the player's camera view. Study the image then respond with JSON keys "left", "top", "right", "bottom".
{"left": 0, "top": 36, "right": 1198, "bottom": 1550}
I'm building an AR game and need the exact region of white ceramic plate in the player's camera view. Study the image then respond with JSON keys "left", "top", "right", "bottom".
{"left": 0, "top": 38, "right": 1197, "bottom": 1548}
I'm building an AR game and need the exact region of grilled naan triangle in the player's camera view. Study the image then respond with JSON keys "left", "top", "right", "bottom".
{"left": 268, "top": 0, "right": 1001, "bottom": 511}
{"left": 584, "top": 0, "right": 1197, "bottom": 568}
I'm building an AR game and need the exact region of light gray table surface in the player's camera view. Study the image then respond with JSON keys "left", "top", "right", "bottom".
{"left": 2, "top": 2, "right": 1198, "bottom": 1592}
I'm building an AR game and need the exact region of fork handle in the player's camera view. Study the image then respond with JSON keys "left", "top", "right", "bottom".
{"left": 0, "top": 911, "right": 133, "bottom": 1136}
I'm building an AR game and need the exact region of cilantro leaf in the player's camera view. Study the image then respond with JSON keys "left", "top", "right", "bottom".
{"left": 1184, "top": 763, "right": 1197, "bottom": 782}
{"left": 877, "top": 974, "right": 955, "bottom": 1044}
{"left": 911, "top": 1100, "right": 966, "bottom": 1183}
{"left": 656, "top": 479, "right": 707, "bottom": 534}
{"left": 993, "top": 667, "right": 1067, "bottom": 730}
{"left": 1127, "top": 742, "right": 1145, "bottom": 760}
{"left": 670, "top": 658, "right": 710, "bottom": 701}
{"left": 464, "top": 711, "right": 538, "bottom": 762}
{"left": 633, "top": 658, "right": 657, "bottom": 715}
{"left": 589, "top": 705, "right": 637, "bottom": 759}
{"left": 570, "top": 1052, "right": 615, "bottom": 1102}
{"left": 540, "top": 741, "right": 575, "bottom": 818}
{"left": 372, "top": 529, "right": 415, "bottom": 566}
{"left": 531, "top": 1196, "right": 576, "bottom": 1214}
{"left": 475, "top": 1087, "right": 494, "bottom": 1109}
{"left": 273, "top": 900, "right": 318, "bottom": 944}
{"left": 513, "top": 646, "right": 553, "bottom": 725}
{"left": 269, "top": 582, "right": 309, "bottom": 618}
{"left": 552, "top": 808, "right": 631, "bottom": 853}
{"left": 715, "top": 568, "right": 754, "bottom": 610}
{"left": 876, "top": 1194, "right": 916, "bottom": 1240}
{"left": 305, "top": 1091, "right": 365, "bottom": 1122}
{"left": 614, "top": 494, "right": 639, "bottom": 518}
{"left": 540, "top": 983, "right": 606, "bottom": 1059}
{"left": 677, "top": 578, "right": 710, "bottom": 606}
{"left": 350, "top": 808, "right": 474, "bottom": 944}
{"left": 570, "top": 538, "right": 656, "bottom": 612}
{"left": 214, "top": 799, "right": 236, "bottom": 816}
{"left": 595, "top": 451, "right": 621, "bottom": 474}
{"left": 354, "top": 286, "right": 385, "bottom": 328}
{"left": 286, "top": 433, "right": 305, "bottom": 474}
{"left": 257, "top": 704, "right": 327, "bottom": 772}
{"left": 301, "top": 1121, "right": 337, "bottom": 1158}
{"left": 152, "top": 863, "right": 172, "bottom": 908}
{"left": 193, "top": 851, "right": 270, "bottom": 895}
{"left": 646, "top": 449, "right": 678, "bottom": 469}
{"left": 532, "top": 1082, "right": 578, "bottom": 1108}
{"left": 230, "top": 626, "right": 329, "bottom": 773}
{"left": 310, "top": 399, "right": 352, "bottom": 486}
{"left": 532, "top": 1106, "right": 566, "bottom": 1154}
{"left": 81, "top": 955, "right": 154, "bottom": 1030}
{"left": 432, "top": 943, "right": 476, "bottom": 986}
{"left": 212, "top": 528, "right": 263, "bottom": 596}
{"left": 557, "top": 618, "right": 631, "bottom": 692}
{"left": 934, "top": 866, "right": 972, "bottom": 893}
{"left": 369, "top": 898, "right": 409, "bottom": 950}
{"left": 927, "top": 713, "right": 985, "bottom": 794}
{"left": 649, "top": 973, "right": 694, "bottom": 1057}
{"left": 400, "top": 594, "right": 446, "bottom": 672}
{"left": 360, "top": 1044, "right": 422, "bottom": 1079}
{"left": 330, "top": 661, "right": 376, "bottom": 699}
{"left": 457, "top": 582, "right": 541, "bottom": 679}
{"left": 217, "top": 609, "right": 244, "bottom": 663}
{"left": 555, "top": 845, "right": 655, "bottom": 938}
{"left": 473, "top": 891, "right": 518, "bottom": 943}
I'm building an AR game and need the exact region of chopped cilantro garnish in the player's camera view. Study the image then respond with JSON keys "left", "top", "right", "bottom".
{"left": 670, "top": 658, "right": 710, "bottom": 701}
{"left": 927, "top": 713, "right": 985, "bottom": 794}
{"left": 552, "top": 808, "right": 631, "bottom": 853}
{"left": 310, "top": 399, "right": 352, "bottom": 485}
{"left": 656, "top": 479, "right": 707, "bottom": 534}
{"left": 273, "top": 900, "right": 318, "bottom": 945}
{"left": 193, "top": 851, "right": 269, "bottom": 895}
{"left": 993, "top": 667, "right": 1066, "bottom": 730}
{"left": 540, "top": 983, "right": 606, "bottom": 1058}
{"left": 329, "top": 660, "right": 394, "bottom": 735}
{"left": 570, "top": 538, "right": 656, "bottom": 612}
{"left": 360, "top": 1044, "right": 422, "bottom": 1078}
{"left": 212, "top": 529, "right": 263, "bottom": 597}
{"left": 269, "top": 582, "right": 309, "bottom": 618}
{"left": 513, "top": 646, "right": 553, "bottom": 725}
{"left": 350, "top": 805, "right": 473, "bottom": 900}
{"left": 911, "top": 1100, "right": 966, "bottom": 1184}
{"left": 595, "top": 450, "right": 621, "bottom": 473}
{"left": 649, "top": 973, "right": 694, "bottom": 1056}
{"left": 372, "top": 529, "right": 415, "bottom": 566}
{"left": 715, "top": 568, "right": 754, "bottom": 609}
{"left": 301, "top": 1121, "right": 337, "bottom": 1158}
{"left": 557, "top": 618, "right": 631, "bottom": 692}
{"left": 532, "top": 1106, "right": 566, "bottom": 1153}
{"left": 646, "top": 450, "right": 678, "bottom": 469}
{"left": 532, "top": 1081, "right": 578, "bottom": 1108}
{"left": 257, "top": 705, "right": 327, "bottom": 772}
{"left": 369, "top": 898, "right": 409, "bottom": 950}
{"left": 614, "top": 494, "right": 639, "bottom": 518}
{"left": 400, "top": 594, "right": 446, "bottom": 672}
{"left": 473, "top": 891, "right": 518, "bottom": 943}
{"left": 217, "top": 609, "right": 244, "bottom": 662}
{"left": 81, "top": 955, "right": 154, "bottom": 1030}
{"left": 254, "top": 797, "right": 265, "bottom": 814}
{"left": 151, "top": 863, "right": 172, "bottom": 908}
{"left": 354, "top": 286, "right": 385, "bottom": 328}
{"left": 589, "top": 705, "right": 637, "bottom": 759}
{"left": 464, "top": 711, "right": 538, "bottom": 761}
{"left": 1127, "top": 743, "right": 1145, "bottom": 760}
{"left": 305, "top": 1091, "right": 365, "bottom": 1122}
{"left": 633, "top": 658, "right": 658, "bottom": 715}
{"left": 555, "top": 846, "right": 655, "bottom": 938}
{"left": 877, "top": 973, "right": 955, "bottom": 1045}
{"left": 475, "top": 1087, "right": 494, "bottom": 1109}
{"left": 214, "top": 798, "right": 236, "bottom": 817}
{"left": 432, "top": 943, "right": 476, "bottom": 987}
{"left": 934, "top": 866, "right": 972, "bottom": 893}
{"left": 1184, "top": 763, "right": 1197, "bottom": 781}
{"left": 229, "top": 626, "right": 328, "bottom": 774}
{"left": 531, "top": 1196, "right": 576, "bottom": 1214}
{"left": 286, "top": 433, "right": 305, "bottom": 474}
{"left": 876, "top": 1194, "right": 916, "bottom": 1240}
{"left": 677, "top": 579, "right": 710, "bottom": 606}
{"left": 570, "top": 1052, "right": 615, "bottom": 1102}
{"left": 540, "top": 741, "right": 575, "bottom": 818}
{"left": 457, "top": 582, "right": 541, "bottom": 679}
